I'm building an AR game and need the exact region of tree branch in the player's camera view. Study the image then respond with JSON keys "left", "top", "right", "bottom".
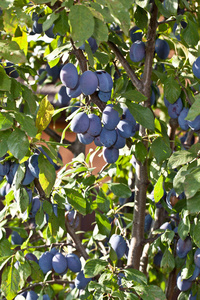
{"left": 106, "top": 41, "right": 143, "bottom": 92}
{"left": 127, "top": 2, "right": 158, "bottom": 270}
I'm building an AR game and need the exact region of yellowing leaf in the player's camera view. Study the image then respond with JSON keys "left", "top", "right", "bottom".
{"left": 36, "top": 96, "right": 54, "bottom": 133}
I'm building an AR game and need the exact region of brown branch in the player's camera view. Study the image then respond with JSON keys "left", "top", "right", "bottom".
{"left": 106, "top": 41, "right": 143, "bottom": 93}
{"left": 169, "top": 118, "right": 179, "bottom": 151}
{"left": 65, "top": 219, "right": 89, "bottom": 261}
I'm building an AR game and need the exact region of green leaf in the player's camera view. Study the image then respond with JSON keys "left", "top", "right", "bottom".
{"left": 17, "top": 260, "right": 31, "bottom": 288}
{"left": 154, "top": 175, "right": 164, "bottom": 203}
{"left": 108, "top": 183, "right": 132, "bottom": 198}
{"left": 65, "top": 189, "right": 86, "bottom": 215}
{"left": 29, "top": 260, "right": 44, "bottom": 282}
{"left": 95, "top": 212, "right": 111, "bottom": 236}
{"left": 43, "top": 200, "right": 53, "bottom": 215}
{"left": 43, "top": 12, "right": 59, "bottom": 32}
{"left": 15, "top": 187, "right": 29, "bottom": 213}
{"left": 192, "top": 218, "right": 200, "bottom": 248}
{"left": 168, "top": 150, "right": 195, "bottom": 169}
{"left": 134, "top": 6, "right": 148, "bottom": 30}
{"left": 36, "top": 96, "right": 54, "bottom": 133}
{"left": 184, "top": 166, "right": 200, "bottom": 199}
{"left": 182, "top": 20, "right": 199, "bottom": 47}
{"left": 38, "top": 154, "right": 56, "bottom": 198}
{"left": 93, "top": 18, "right": 108, "bottom": 44}
{"left": 1, "top": 264, "right": 20, "bottom": 300}
{"left": 0, "top": 113, "right": 13, "bottom": 131}
{"left": 122, "top": 89, "right": 147, "bottom": 103}
{"left": 14, "top": 112, "right": 38, "bottom": 137}
{"left": 164, "top": 0, "right": 178, "bottom": 15}
{"left": 35, "top": 207, "right": 45, "bottom": 226}
{"left": 126, "top": 101, "right": 155, "bottom": 131}
{"left": 22, "top": 86, "right": 37, "bottom": 115}
{"left": 54, "top": 10, "right": 70, "bottom": 36}
{"left": 105, "top": 0, "right": 130, "bottom": 36}
{"left": 95, "top": 189, "right": 110, "bottom": 213}
{"left": 0, "top": 40, "right": 26, "bottom": 64}
{"left": 187, "top": 192, "right": 200, "bottom": 214}
{"left": 124, "top": 268, "right": 147, "bottom": 285}
{"left": 135, "top": 141, "right": 148, "bottom": 164}
{"left": 164, "top": 76, "right": 181, "bottom": 104}
{"left": 178, "top": 214, "right": 190, "bottom": 240}
{"left": 0, "top": 239, "right": 12, "bottom": 257}
{"left": 173, "top": 165, "right": 188, "bottom": 195}
{"left": 69, "top": 5, "right": 95, "bottom": 46}
{"left": 84, "top": 259, "right": 107, "bottom": 277}
{"left": 185, "top": 95, "right": 200, "bottom": 121}
{"left": 150, "top": 137, "right": 171, "bottom": 164}
{"left": 0, "top": 130, "right": 11, "bottom": 157}
{"left": 134, "top": 284, "right": 167, "bottom": 300}
{"left": 7, "top": 128, "right": 29, "bottom": 161}
{"left": 0, "top": 67, "right": 11, "bottom": 91}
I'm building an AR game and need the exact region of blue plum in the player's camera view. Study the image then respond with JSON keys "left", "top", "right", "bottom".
{"left": 103, "top": 147, "right": 119, "bottom": 164}
{"left": 0, "top": 158, "right": 10, "bottom": 176}
{"left": 176, "top": 272, "right": 192, "bottom": 291}
{"left": 29, "top": 196, "right": 41, "bottom": 219}
{"left": 176, "top": 237, "right": 192, "bottom": 259}
{"left": 57, "top": 86, "right": 71, "bottom": 107}
{"left": 45, "top": 24, "right": 55, "bottom": 38}
{"left": 98, "top": 90, "right": 111, "bottom": 102}
{"left": 43, "top": 295, "right": 50, "bottom": 300}
{"left": 28, "top": 154, "right": 40, "bottom": 178}
{"left": 95, "top": 70, "right": 113, "bottom": 92}
{"left": 154, "top": 251, "right": 163, "bottom": 267}
{"left": 178, "top": 107, "right": 189, "bottom": 130}
{"left": 167, "top": 97, "right": 183, "bottom": 119}
{"left": 188, "top": 265, "right": 200, "bottom": 281}
{"left": 113, "top": 129, "right": 126, "bottom": 149}
{"left": 25, "top": 253, "right": 38, "bottom": 264}
{"left": 79, "top": 37, "right": 98, "bottom": 54}
{"left": 52, "top": 252, "right": 68, "bottom": 274}
{"left": 11, "top": 231, "right": 24, "bottom": 245}
{"left": 39, "top": 251, "right": 54, "bottom": 274}
{"left": 46, "top": 64, "right": 60, "bottom": 83}
{"left": 37, "top": 147, "right": 62, "bottom": 171}
{"left": 194, "top": 248, "right": 200, "bottom": 268}
{"left": 109, "top": 234, "right": 127, "bottom": 259}
{"left": 71, "top": 112, "right": 90, "bottom": 134}
{"left": 155, "top": 39, "right": 170, "bottom": 60}
{"left": 189, "top": 292, "right": 197, "bottom": 300}
{"left": 100, "top": 127, "right": 117, "bottom": 148}
{"left": 144, "top": 214, "right": 153, "bottom": 233}
{"left": 79, "top": 70, "right": 98, "bottom": 95}
{"left": 122, "top": 107, "right": 136, "bottom": 128}
{"left": 5, "top": 62, "right": 19, "bottom": 78}
{"left": 60, "top": 63, "right": 79, "bottom": 89}
{"left": 66, "top": 253, "right": 82, "bottom": 273}
{"left": 160, "top": 222, "right": 172, "bottom": 231}
{"left": 77, "top": 132, "right": 94, "bottom": 145}
{"left": 129, "top": 26, "right": 143, "bottom": 43}
{"left": 32, "top": 14, "right": 43, "bottom": 34}
{"left": 117, "top": 119, "right": 134, "bottom": 138}
{"left": 75, "top": 270, "right": 92, "bottom": 289}
{"left": 87, "top": 114, "right": 102, "bottom": 137}
{"left": 0, "top": 182, "right": 11, "bottom": 196}
{"left": 188, "top": 115, "right": 200, "bottom": 131}
{"left": 37, "top": 68, "right": 47, "bottom": 85}
{"left": 173, "top": 21, "right": 187, "bottom": 41}
{"left": 66, "top": 77, "right": 82, "bottom": 98}
{"left": 192, "top": 56, "right": 200, "bottom": 79}
{"left": 22, "top": 161, "right": 36, "bottom": 185}
{"left": 26, "top": 290, "right": 38, "bottom": 300}
{"left": 102, "top": 104, "right": 120, "bottom": 130}
{"left": 94, "top": 135, "right": 103, "bottom": 147}
{"left": 129, "top": 41, "right": 145, "bottom": 62}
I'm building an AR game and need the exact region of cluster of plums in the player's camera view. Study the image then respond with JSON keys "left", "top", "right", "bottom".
{"left": 129, "top": 26, "right": 170, "bottom": 63}
{"left": 60, "top": 63, "right": 113, "bottom": 102}
{"left": 164, "top": 97, "right": 200, "bottom": 131}
{"left": 70, "top": 104, "right": 137, "bottom": 164}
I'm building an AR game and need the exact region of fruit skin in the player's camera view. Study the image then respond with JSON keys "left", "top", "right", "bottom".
{"left": 79, "top": 37, "right": 98, "bottom": 53}
{"left": 98, "top": 90, "right": 111, "bottom": 102}
{"left": 79, "top": 70, "right": 98, "bottom": 95}
{"left": 28, "top": 154, "right": 40, "bottom": 178}
{"left": 25, "top": 253, "right": 39, "bottom": 264}
{"left": 66, "top": 253, "right": 82, "bottom": 273}
{"left": 102, "top": 104, "right": 120, "bottom": 130}
{"left": 194, "top": 248, "right": 200, "bottom": 268}
{"left": 103, "top": 147, "right": 119, "bottom": 164}
{"left": 167, "top": 97, "right": 183, "bottom": 119}
{"left": 176, "top": 237, "right": 192, "bottom": 259}
{"left": 176, "top": 272, "right": 192, "bottom": 291}
{"left": 100, "top": 128, "right": 117, "bottom": 148}
{"left": 129, "top": 41, "right": 145, "bottom": 62}
{"left": 113, "top": 129, "right": 126, "bottom": 149}
{"left": 5, "top": 62, "right": 19, "bottom": 78}
{"left": 71, "top": 112, "right": 90, "bottom": 134}
{"left": 77, "top": 132, "right": 94, "bottom": 145}
{"left": 155, "top": 38, "right": 170, "bottom": 59}
{"left": 117, "top": 119, "right": 134, "bottom": 138}
{"left": 129, "top": 26, "right": 143, "bottom": 43}
{"left": 87, "top": 114, "right": 102, "bottom": 137}
{"left": 95, "top": 70, "right": 113, "bottom": 92}
{"left": 189, "top": 292, "right": 197, "bottom": 300}
{"left": 52, "top": 252, "right": 68, "bottom": 274}
{"left": 26, "top": 290, "right": 39, "bottom": 300}
{"left": 188, "top": 115, "right": 200, "bottom": 131}
{"left": 22, "top": 161, "right": 36, "bottom": 185}
{"left": 75, "top": 270, "right": 92, "bottom": 289}
{"left": 192, "top": 56, "right": 200, "bottom": 79}
{"left": 46, "top": 64, "right": 60, "bottom": 84}
{"left": 60, "top": 63, "right": 79, "bottom": 89}
{"left": 57, "top": 86, "right": 71, "bottom": 107}
{"left": 11, "top": 231, "right": 24, "bottom": 245}
{"left": 178, "top": 107, "right": 189, "bottom": 130}
{"left": 109, "top": 234, "right": 127, "bottom": 259}
{"left": 39, "top": 251, "right": 54, "bottom": 274}
{"left": 188, "top": 265, "right": 200, "bottom": 281}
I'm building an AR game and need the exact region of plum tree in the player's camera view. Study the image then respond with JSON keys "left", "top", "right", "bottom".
{"left": 66, "top": 253, "right": 82, "bottom": 273}
{"left": 39, "top": 251, "right": 54, "bottom": 274}
{"left": 95, "top": 70, "right": 113, "bottom": 92}
{"left": 79, "top": 70, "right": 98, "bottom": 95}
{"left": 70, "top": 112, "right": 90, "bottom": 133}
{"left": 102, "top": 104, "right": 120, "bottom": 130}
{"left": 57, "top": 86, "right": 71, "bottom": 107}
{"left": 103, "top": 147, "right": 119, "bottom": 164}
{"left": 87, "top": 114, "right": 102, "bottom": 137}
{"left": 176, "top": 237, "right": 192, "bottom": 259}
{"left": 176, "top": 272, "right": 192, "bottom": 292}
{"left": 129, "top": 26, "right": 143, "bottom": 43}
{"left": 60, "top": 63, "right": 79, "bottom": 88}
{"left": 100, "top": 127, "right": 117, "bottom": 148}
{"left": 75, "top": 270, "right": 92, "bottom": 290}
{"left": 109, "top": 234, "right": 127, "bottom": 259}
{"left": 52, "top": 253, "right": 68, "bottom": 274}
